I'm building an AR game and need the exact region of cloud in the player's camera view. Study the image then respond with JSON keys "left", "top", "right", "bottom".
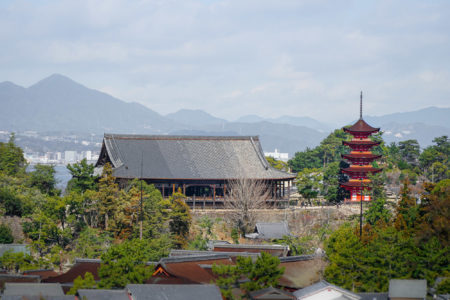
{"left": 0, "top": 0, "right": 449, "bottom": 124}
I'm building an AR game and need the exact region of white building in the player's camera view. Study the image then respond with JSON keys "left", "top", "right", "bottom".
{"left": 264, "top": 149, "right": 289, "bottom": 162}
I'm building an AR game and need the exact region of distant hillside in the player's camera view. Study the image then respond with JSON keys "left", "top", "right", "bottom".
{"left": 365, "top": 107, "right": 450, "bottom": 128}
{"left": 236, "top": 114, "right": 331, "bottom": 132}
{"left": 0, "top": 75, "right": 327, "bottom": 156}
{"left": 166, "top": 109, "right": 228, "bottom": 128}
{"left": 0, "top": 74, "right": 179, "bottom": 134}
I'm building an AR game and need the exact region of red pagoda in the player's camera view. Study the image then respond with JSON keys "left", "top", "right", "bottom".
{"left": 340, "top": 93, "right": 382, "bottom": 202}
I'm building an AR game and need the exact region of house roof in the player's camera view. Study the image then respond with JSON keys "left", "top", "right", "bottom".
{"left": 2, "top": 296, "right": 75, "bottom": 300}
{"left": 3, "top": 283, "right": 65, "bottom": 297}
{"left": 77, "top": 289, "right": 130, "bottom": 300}
{"left": 96, "top": 134, "right": 295, "bottom": 180}
{"left": 249, "top": 286, "right": 296, "bottom": 299}
{"left": 43, "top": 258, "right": 101, "bottom": 283}
{"left": 278, "top": 257, "right": 325, "bottom": 289}
{"left": 254, "top": 222, "right": 291, "bottom": 239}
{"left": 293, "top": 280, "right": 361, "bottom": 299}
{"left": 358, "top": 292, "right": 388, "bottom": 300}
{"left": 213, "top": 244, "right": 289, "bottom": 257}
{"left": 126, "top": 284, "right": 223, "bottom": 300}
{"left": 388, "top": 279, "right": 427, "bottom": 298}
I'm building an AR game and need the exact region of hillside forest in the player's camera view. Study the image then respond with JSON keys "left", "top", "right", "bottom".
{"left": 0, "top": 130, "right": 448, "bottom": 294}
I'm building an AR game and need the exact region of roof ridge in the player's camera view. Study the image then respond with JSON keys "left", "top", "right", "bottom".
{"left": 104, "top": 134, "right": 260, "bottom": 141}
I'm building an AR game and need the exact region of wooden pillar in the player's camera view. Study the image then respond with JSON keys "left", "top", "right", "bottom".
{"left": 162, "top": 184, "right": 165, "bottom": 198}
{"left": 213, "top": 184, "right": 216, "bottom": 209}
{"left": 288, "top": 180, "right": 291, "bottom": 199}
{"left": 172, "top": 184, "right": 175, "bottom": 194}
{"left": 275, "top": 181, "right": 278, "bottom": 199}
{"left": 183, "top": 184, "right": 186, "bottom": 195}
{"left": 193, "top": 195, "right": 196, "bottom": 211}
{"left": 224, "top": 183, "right": 227, "bottom": 198}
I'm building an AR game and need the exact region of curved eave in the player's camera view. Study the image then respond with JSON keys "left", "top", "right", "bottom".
{"left": 341, "top": 167, "right": 382, "bottom": 174}
{"left": 342, "top": 141, "right": 380, "bottom": 147}
{"left": 343, "top": 128, "right": 380, "bottom": 135}
{"left": 341, "top": 154, "right": 382, "bottom": 160}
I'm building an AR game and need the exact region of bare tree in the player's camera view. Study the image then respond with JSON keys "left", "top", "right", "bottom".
{"left": 224, "top": 177, "right": 270, "bottom": 234}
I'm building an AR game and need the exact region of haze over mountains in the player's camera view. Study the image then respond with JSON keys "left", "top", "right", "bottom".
{"left": 1, "top": 74, "right": 449, "bottom": 156}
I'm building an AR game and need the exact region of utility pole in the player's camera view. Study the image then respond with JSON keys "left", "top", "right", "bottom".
{"left": 139, "top": 151, "right": 143, "bottom": 240}
{"left": 360, "top": 177, "right": 363, "bottom": 240}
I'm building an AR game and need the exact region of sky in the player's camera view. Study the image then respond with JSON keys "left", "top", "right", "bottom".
{"left": 1, "top": 0, "right": 449, "bottom": 124}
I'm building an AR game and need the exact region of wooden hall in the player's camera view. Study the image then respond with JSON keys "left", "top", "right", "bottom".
{"left": 95, "top": 134, "right": 295, "bottom": 208}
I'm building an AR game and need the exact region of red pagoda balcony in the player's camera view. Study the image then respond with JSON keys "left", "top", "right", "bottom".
{"left": 341, "top": 166, "right": 381, "bottom": 179}
{"left": 341, "top": 153, "right": 382, "bottom": 165}
{"left": 342, "top": 140, "right": 380, "bottom": 151}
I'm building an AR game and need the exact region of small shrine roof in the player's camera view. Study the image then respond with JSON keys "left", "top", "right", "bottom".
{"left": 342, "top": 153, "right": 381, "bottom": 160}
{"left": 342, "top": 166, "right": 382, "bottom": 174}
{"left": 343, "top": 140, "right": 380, "bottom": 146}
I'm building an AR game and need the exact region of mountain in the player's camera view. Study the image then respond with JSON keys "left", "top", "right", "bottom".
{"left": 0, "top": 74, "right": 179, "bottom": 134}
{"left": 0, "top": 74, "right": 326, "bottom": 156}
{"left": 166, "top": 109, "right": 227, "bottom": 128}
{"left": 236, "top": 114, "right": 331, "bottom": 132}
{"left": 364, "top": 107, "right": 450, "bottom": 128}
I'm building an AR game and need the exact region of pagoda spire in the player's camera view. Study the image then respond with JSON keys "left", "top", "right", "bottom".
{"left": 360, "top": 91, "right": 363, "bottom": 119}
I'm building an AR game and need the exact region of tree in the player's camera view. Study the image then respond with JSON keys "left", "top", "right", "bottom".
{"left": 0, "top": 223, "right": 14, "bottom": 243}
{"left": 67, "top": 272, "right": 96, "bottom": 295}
{"left": 398, "top": 139, "right": 420, "bottom": 168}
{"left": 296, "top": 168, "right": 322, "bottom": 205}
{"left": 0, "top": 133, "right": 27, "bottom": 176}
{"left": 66, "top": 159, "right": 98, "bottom": 193}
{"left": 97, "top": 163, "right": 119, "bottom": 232}
{"left": 265, "top": 157, "right": 289, "bottom": 172}
{"left": 98, "top": 239, "right": 168, "bottom": 288}
{"left": 224, "top": 177, "right": 269, "bottom": 234}
{"left": 213, "top": 252, "right": 285, "bottom": 299}
{"left": 28, "top": 164, "right": 59, "bottom": 196}
{"left": 70, "top": 227, "right": 112, "bottom": 259}
{"left": 289, "top": 147, "right": 322, "bottom": 173}
{"left": 169, "top": 191, "right": 192, "bottom": 249}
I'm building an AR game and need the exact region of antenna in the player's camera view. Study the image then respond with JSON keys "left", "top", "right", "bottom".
{"left": 360, "top": 91, "right": 363, "bottom": 119}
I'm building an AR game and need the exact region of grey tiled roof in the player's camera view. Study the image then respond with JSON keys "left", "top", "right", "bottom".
{"left": 96, "top": 134, "right": 295, "bottom": 180}
{"left": 126, "top": 284, "right": 223, "bottom": 300}
{"left": 255, "top": 222, "right": 291, "bottom": 239}
{"left": 3, "top": 283, "right": 64, "bottom": 297}
{"left": 2, "top": 296, "right": 74, "bottom": 300}
{"left": 358, "top": 293, "right": 388, "bottom": 300}
{"left": 78, "top": 289, "right": 129, "bottom": 300}
{"left": 293, "top": 281, "right": 361, "bottom": 299}
{"left": 389, "top": 279, "right": 427, "bottom": 298}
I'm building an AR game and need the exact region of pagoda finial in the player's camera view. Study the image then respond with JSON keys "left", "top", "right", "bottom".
{"left": 360, "top": 91, "right": 363, "bottom": 119}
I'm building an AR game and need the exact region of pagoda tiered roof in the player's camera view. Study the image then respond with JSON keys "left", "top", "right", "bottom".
{"left": 344, "top": 119, "right": 380, "bottom": 134}
{"left": 342, "top": 140, "right": 380, "bottom": 147}
{"left": 341, "top": 153, "right": 382, "bottom": 160}
{"left": 340, "top": 180, "right": 372, "bottom": 190}
{"left": 341, "top": 166, "right": 382, "bottom": 175}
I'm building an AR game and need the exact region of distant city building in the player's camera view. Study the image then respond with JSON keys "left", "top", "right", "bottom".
{"left": 64, "top": 151, "right": 77, "bottom": 163}
{"left": 264, "top": 149, "right": 289, "bottom": 162}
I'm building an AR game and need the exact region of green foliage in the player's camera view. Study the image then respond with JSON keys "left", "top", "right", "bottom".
{"left": 296, "top": 168, "right": 322, "bottom": 204}
{"left": 325, "top": 180, "right": 450, "bottom": 293}
{"left": 265, "top": 157, "right": 289, "bottom": 171}
{"left": 189, "top": 216, "right": 217, "bottom": 250}
{"left": 169, "top": 192, "right": 192, "bottom": 249}
{"left": 68, "top": 272, "right": 96, "bottom": 295}
{"left": 213, "top": 252, "right": 285, "bottom": 299}
{"left": 0, "top": 223, "right": 14, "bottom": 243}
{"left": 71, "top": 227, "right": 112, "bottom": 259}
{"left": 0, "top": 250, "right": 43, "bottom": 273}
{"left": 0, "top": 133, "right": 27, "bottom": 176}
{"left": 66, "top": 159, "right": 98, "bottom": 193}
{"left": 98, "top": 239, "right": 165, "bottom": 288}
{"left": 97, "top": 163, "right": 119, "bottom": 232}
{"left": 273, "top": 235, "right": 314, "bottom": 255}
{"left": 28, "top": 164, "right": 59, "bottom": 196}
{"left": 437, "top": 277, "right": 450, "bottom": 294}
{"left": 289, "top": 147, "right": 322, "bottom": 173}
{"left": 231, "top": 228, "right": 239, "bottom": 244}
